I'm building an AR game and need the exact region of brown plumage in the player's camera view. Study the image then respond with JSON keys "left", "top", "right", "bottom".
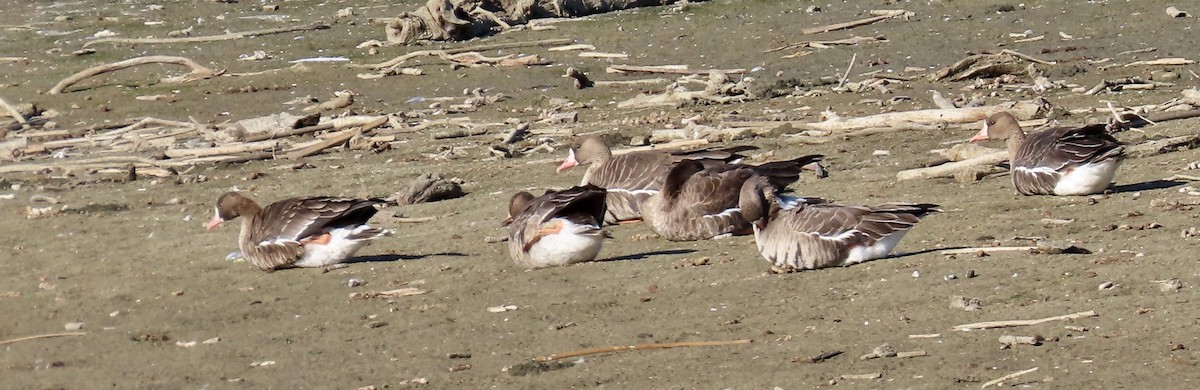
{"left": 642, "top": 154, "right": 824, "bottom": 241}
{"left": 970, "top": 111, "right": 1125, "bottom": 196}
{"left": 740, "top": 176, "right": 938, "bottom": 271}
{"left": 556, "top": 135, "right": 761, "bottom": 223}
{"left": 502, "top": 185, "right": 607, "bottom": 269}
{"left": 207, "top": 192, "right": 393, "bottom": 272}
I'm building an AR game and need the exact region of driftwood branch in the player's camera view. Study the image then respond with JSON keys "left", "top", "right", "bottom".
{"left": 606, "top": 64, "right": 748, "bottom": 75}
{"left": 808, "top": 100, "right": 1045, "bottom": 133}
{"left": 165, "top": 140, "right": 279, "bottom": 159}
{"left": 896, "top": 151, "right": 1008, "bottom": 180}
{"left": 940, "top": 246, "right": 1035, "bottom": 255}
{"left": 48, "top": 56, "right": 222, "bottom": 94}
{"left": 358, "top": 38, "right": 571, "bottom": 70}
{"left": 82, "top": 23, "right": 330, "bottom": 47}
{"left": 981, "top": 367, "right": 1039, "bottom": 389}
{"left": 800, "top": 10, "right": 911, "bottom": 35}
{"left": 0, "top": 332, "right": 86, "bottom": 346}
{"left": 534, "top": 339, "right": 752, "bottom": 362}
{"left": 953, "top": 310, "right": 1098, "bottom": 331}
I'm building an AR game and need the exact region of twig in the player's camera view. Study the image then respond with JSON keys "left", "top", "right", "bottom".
{"left": 606, "top": 64, "right": 747, "bottom": 75}
{"left": 1000, "top": 49, "right": 1056, "bottom": 65}
{"left": 48, "top": 56, "right": 222, "bottom": 94}
{"left": 908, "top": 333, "right": 941, "bottom": 339}
{"left": 165, "top": 140, "right": 280, "bottom": 159}
{"left": 800, "top": 10, "right": 909, "bottom": 35}
{"left": 792, "top": 350, "right": 843, "bottom": 363}
{"left": 980, "top": 367, "right": 1039, "bottom": 389}
{"left": 593, "top": 78, "right": 669, "bottom": 87}
{"left": 837, "top": 53, "right": 857, "bottom": 89}
{"left": 357, "top": 38, "right": 571, "bottom": 69}
{"left": 286, "top": 129, "right": 358, "bottom": 160}
{"left": 896, "top": 151, "right": 1009, "bottom": 180}
{"left": 0, "top": 332, "right": 86, "bottom": 346}
{"left": 953, "top": 310, "right": 1098, "bottom": 331}
{"left": 349, "top": 287, "right": 427, "bottom": 300}
{"left": 0, "top": 95, "right": 27, "bottom": 124}
{"left": 83, "top": 23, "right": 330, "bottom": 47}
{"left": 242, "top": 123, "right": 336, "bottom": 142}
{"left": 764, "top": 35, "right": 887, "bottom": 53}
{"left": 1124, "top": 58, "right": 1194, "bottom": 67}
{"left": 940, "top": 246, "right": 1036, "bottom": 255}
{"left": 534, "top": 339, "right": 752, "bottom": 362}
{"left": 394, "top": 212, "right": 456, "bottom": 223}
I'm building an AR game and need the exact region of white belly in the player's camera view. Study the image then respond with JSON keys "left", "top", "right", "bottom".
{"left": 845, "top": 231, "right": 908, "bottom": 264}
{"left": 1054, "top": 161, "right": 1119, "bottom": 195}
{"left": 293, "top": 226, "right": 374, "bottom": 268}
{"left": 525, "top": 223, "right": 604, "bottom": 268}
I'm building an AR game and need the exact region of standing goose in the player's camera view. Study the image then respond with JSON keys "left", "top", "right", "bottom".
{"left": 502, "top": 185, "right": 608, "bottom": 269}
{"left": 206, "top": 192, "right": 394, "bottom": 272}
{"left": 969, "top": 111, "right": 1125, "bottom": 196}
{"left": 556, "top": 135, "right": 762, "bottom": 224}
{"left": 739, "top": 176, "right": 939, "bottom": 271}
{"left": 642, "top": 155, "right": 824, "bottom": 241}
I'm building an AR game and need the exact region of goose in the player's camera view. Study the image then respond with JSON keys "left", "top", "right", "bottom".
{"left": 739, "top": 175, "right": 939, "bottom": 271}
{"left": 502, "top": 185, "right": 608, "bottom": 269}
{"left": 206, "top": 192, "right": 393, "bottom": 272}
{"left": 555, "top": 135, "right": 763, "bottom": 224}
{"left": 641, "top": 155, "right": 824, "bottom": 241}
{"left": 969, "top": 111, "right": 1125, "bottom": 195}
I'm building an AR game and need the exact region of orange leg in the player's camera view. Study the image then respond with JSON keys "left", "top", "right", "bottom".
{"left": 301, "top": 233, "right": 333, "bottom": 245}
{"left": 535, "top": 220, "right": 564, "bottom": 236}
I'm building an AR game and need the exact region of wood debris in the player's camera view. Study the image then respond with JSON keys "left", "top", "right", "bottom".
{"left": 349, "top": 287, "right": 428, "bottom": 300}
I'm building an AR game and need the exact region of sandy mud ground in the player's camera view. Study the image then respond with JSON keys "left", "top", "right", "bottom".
{"left": 2, "top": 0, "right": 1200, "bottom": 388}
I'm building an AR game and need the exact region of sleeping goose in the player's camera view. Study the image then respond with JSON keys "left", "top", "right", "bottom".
{"left": 739, "top": 175, "right": 939, "bottom": 271}
{"left": 502, "top": 185, "right": 608, "bottom": 269}
{"left": 641, "top": 154, "right": 824, "bottom": 241}
{"left": 969, "top": 111, "right": 1125, "bottom": 196}
{"left": 555, "top": 135, "right": 761, "bottom": 224}
{"left": 206, "top": 192, "right": 394, "bottom": 272}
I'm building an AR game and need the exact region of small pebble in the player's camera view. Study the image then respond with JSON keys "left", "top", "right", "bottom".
{"left": 64, "top": 321, "right": 84, "bottom": 331}
{"left": 966, "top": 270, "right": 978, "bottom": 278}
{"left": 944, "top": 274, "right": 957, "bottom": 281}
{"left": 911, "top": 270, "right": 920, "bottom": 278}
{"left": 202, "top": 337, "right": 220, "bottom": 344}
{"left": 347, "top": 278, "right": 365, "bottom": 288}
{"left": 487, "top": 304, "right": 519, "bottom": 313}
{"left": 1098, "top": 281, "right": 1116, "bottom": 290}
{"left": 873, "top": 150, "right": 891, "bottom": 157}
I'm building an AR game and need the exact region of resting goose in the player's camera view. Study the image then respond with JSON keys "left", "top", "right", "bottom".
{"left": 502, "top": 185, "right": 608, "bottom": 269}
{"left": 642, "top": 155, "right": 824, "bottom": 241}
{"left": 969, "top": 111, "right": 1125, "bottom": 196}
{"left": 206, "top": 192, "right": 394, "bottom": 272}
{"left": 556, "top": 135, "right": 761, "bottom": 224}
{"left": 739, "top": 176, "right": 939, "bottom": 271}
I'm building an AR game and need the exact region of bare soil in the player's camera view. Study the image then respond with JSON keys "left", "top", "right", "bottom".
{"left": 2, "top": 0, "right": 1200, "bottom": 389}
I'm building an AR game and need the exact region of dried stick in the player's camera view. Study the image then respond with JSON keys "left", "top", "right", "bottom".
{"left": 980, "top": 367, "right": 1039, "bottom": 389}
{"left": 48, "top": 56, "right": 222, "bottom": 94}
{"left": 800, "top": 10, "right": 909, "bottom": 35}
{"left": 896, "top": 151, "right": 1008, "bottom": 180}
{"left": 287, "top": 129, "right": 358, "bottom": 160}
{"left": 358, "top": 38, "right": 571, "bottom": 69}
{"left": 0, "top": 332, "right": 86, "bottom": 346}
{"left": 1000, "top": 49, "right": 1056, "bottom": 65}
{"left": 953, "top": 310, "right": 1097, "bottom": 331}
{"left": 0, "top": 95, "right": 27, "bottom": 124}
{"left": 394, "top": 212, "right": 455, "bottom": 223}
{"left": 83, "top": 23, "right": 330, "bottom": 47}
{"left": 764, "top": 35, "right": 887, "bottom": 53}
{"left": 805, "top": 102, "right": 1043, "bottom": 133}
{"left": 534, "top": 339, "right": 751, "bottom": 362}
{"left": 792, "top": 350, "right": 843, "bottom": 363}
{"left": 593, "top": 78, "right": 669, "bottom": 87}
{"left": 164, "top": 140, "right": 280, "bottom": 159}
{"left": 940, "top": 246, "right": 1036, "bottom": 255}
{"left": 836, "top": 53, "right": 857, "bottom": 89}
{"left": 606, "top": 64, "right": 748, "bottom": 75}
{"left": 242, "top": 123, "right": 336, "bottom": 142}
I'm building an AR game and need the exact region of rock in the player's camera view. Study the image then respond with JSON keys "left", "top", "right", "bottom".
{"left": 949, "top": 296, "right": 982, "bottom": 311}
{"left": 64, "top": 321, "right": 84, "bottom": 331}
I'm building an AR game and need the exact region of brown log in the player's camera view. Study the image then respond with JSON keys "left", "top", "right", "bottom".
{"left": 896, "top": 151, "right": 1008, "bottom": 180}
